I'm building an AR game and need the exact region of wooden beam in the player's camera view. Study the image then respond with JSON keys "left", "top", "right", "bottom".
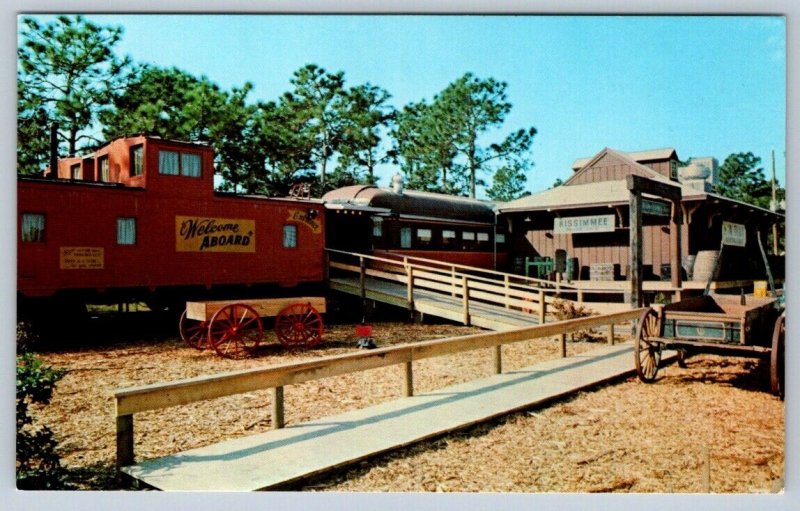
{"left": 493, "top": 345, "right": 502, "bottom": 374}
{"left": 116, "top": 414, "right": 134, "bottom": 468}
{"left": 403, "top": 362, "right": 414, "bottom": 397}
{"left": 626, "top": 174, "right": 682, "bottom": 202}
{"left": 629, "top": 190, "right": 643, "bottom": 308}
{"left": 272, "top": 387, "right": 284, "bottom": 429}
{"left": 115, "top": 308, "right": 645, "bottom": 417}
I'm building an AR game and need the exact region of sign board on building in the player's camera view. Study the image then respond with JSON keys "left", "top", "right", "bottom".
{"left": 721, "top": 221, "right": 746, "bottom": 247}
{"left": 553, "top": 214, "right": 615, "bottom": 234}
{"left": 641, "top": 199, "right": 671, "bottom": 217}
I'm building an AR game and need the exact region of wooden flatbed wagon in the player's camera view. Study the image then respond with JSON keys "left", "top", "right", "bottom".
{"left": 178, "top": 297, "right": 326, "bottom": 359}
{"left": 634, "top": 294, "right": 785, "bottom": 397}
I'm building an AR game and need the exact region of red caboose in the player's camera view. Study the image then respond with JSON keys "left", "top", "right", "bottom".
{"left": 18, "top": 135, "right": 326, "bottom": 317}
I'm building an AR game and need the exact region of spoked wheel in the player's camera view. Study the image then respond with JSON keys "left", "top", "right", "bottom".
{"left": 179, "top": 309, "right": 208, "bottom": 350}
{"left": 635, "top": 308, "right": 663, "bottom": 383}
{"left": 208, "top": 303, "right": 263, "bottom": 359}
{"left": 275, "top": 303, "right": 324, "bottom": 348}
{"left": 770, "top": 314, "right": 785, "bottom": 399}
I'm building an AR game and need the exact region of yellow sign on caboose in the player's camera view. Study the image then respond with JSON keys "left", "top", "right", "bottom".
{"left": 60, "top": 247, "right": 104, "bottom": 269}
{"left": 176, "top": 216, "right": 256, "bottom": 252}
{"left": 286, "top": 208, "right": 322, "bottom": 234}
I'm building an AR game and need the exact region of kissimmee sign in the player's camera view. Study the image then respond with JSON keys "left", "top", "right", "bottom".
{"left": 176, "top": 216, "right": 256, "bottom": 252}
{"left": 721, "top": 221, "right": 746, "bottom": 247}
{"left": 554, "top": 214, "right": 616, "bottom": 234}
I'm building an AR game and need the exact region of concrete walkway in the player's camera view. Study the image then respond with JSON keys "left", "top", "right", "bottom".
{"left": 122, "top": 343, "right": 665, "bottom": 491}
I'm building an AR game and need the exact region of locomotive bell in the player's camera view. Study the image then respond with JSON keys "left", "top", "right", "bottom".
{"left": 391, "top": 173, "right": 404, "bottom": 194}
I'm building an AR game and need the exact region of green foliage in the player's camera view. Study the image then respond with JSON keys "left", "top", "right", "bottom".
{"left": 393, "top": 73, "right": 536, "bottom": 198}
{"left": 337, "top": 83, "right": 395, "bottom": 184}
{"left": 16, "top": 328, "right": 69, "bottom": 489}
{"left": 18, "top": 16, "right": 535, "bottom": 199}
{"left": 716, "top": 152, "right": 778, "bottom": 209}
{"left": 283, "top": 64, "right": 347, "bottom": 189}
{"left": 17, "top": 15, "right": 134, "bottom": 169}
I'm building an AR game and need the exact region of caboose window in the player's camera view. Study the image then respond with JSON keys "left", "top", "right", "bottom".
{"left": 131, "top": 146, "right": 143, "bottom": 176}
{"left": 70, "top": 163, "right": 81, "bottom": 180}
{"left": 21, "top": 214, "right": 45, "bottom": 243}
{"left": 182, "top": 153, "right": 202, "bottom": 177}
{"left": 117, "top": 218, "right": 137, "bottom": 245}
{"left": 98, "top": 156, "right": 110, "bottom": 182}
{"left": 159, "top": 150, "right": 180, "bottom": 175}
{"left": 283, "top": 225, "right": 298, "bottom": 248}
{"left": 462, "top": 231, "right": 475, "bottom": 241}
{"left": 400, "top": 227, "right": 412, "bottom": 249}
{"left": 496, "top": 233, "right": 506, "bottom": 244}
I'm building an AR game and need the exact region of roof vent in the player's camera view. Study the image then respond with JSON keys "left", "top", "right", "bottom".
{"left": 391, "top": 173, "right": 405, "bottom": 194}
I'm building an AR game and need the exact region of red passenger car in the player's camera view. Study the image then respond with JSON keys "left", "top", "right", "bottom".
{"left": 18, "top": 135, "right": 326, "bottom": 318}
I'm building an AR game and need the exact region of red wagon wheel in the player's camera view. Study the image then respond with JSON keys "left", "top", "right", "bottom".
{"left": 179, "top": 309, "right": 208, "bottom": 350}
{"left": 208, "top": 303, "right": 263, "bottom": 359}
{"left": 275, "top": 303, "right": 324, "bottom": 348}
{"left": 770, "top": 314, "right": 785, "bottom": 399}
{"left": 635, "top": 308, "right": 663, "bottom": 383}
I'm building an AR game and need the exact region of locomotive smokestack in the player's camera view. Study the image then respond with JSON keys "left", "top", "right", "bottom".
{"left": 48, "top": 122, "right": 59, "bottom": 179}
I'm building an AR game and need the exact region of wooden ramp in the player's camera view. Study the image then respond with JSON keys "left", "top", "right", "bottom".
{"left": 122, "top": 343, "right": 663, "bottom": 491}
{"left": 327, "top": 250, "right": 629, "bottom": 331}
{"left": 330, "top": 275, "right": 539, "bottom": 330}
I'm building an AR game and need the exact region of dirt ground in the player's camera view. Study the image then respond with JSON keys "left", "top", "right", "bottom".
{"left": 24, "top": 310, "right": 784, "bottom": 493}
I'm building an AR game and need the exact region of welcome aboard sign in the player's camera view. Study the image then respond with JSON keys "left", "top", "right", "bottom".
{"left": 176, "top": 216, "right": 256, "bottom": 252}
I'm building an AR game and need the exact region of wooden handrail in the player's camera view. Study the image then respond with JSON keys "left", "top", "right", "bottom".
{"left": 326, "top": 248, "right": 625, "bottom": 295}
{"left": 325, "top": 248, "right": 573, "bottom": 290}
{"left": 114, "top": 308, "right": 644, "bottom": 467}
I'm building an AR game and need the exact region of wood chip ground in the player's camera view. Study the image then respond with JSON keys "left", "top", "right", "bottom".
{"left": 27, "top": 314, "right": 784, "bottom": 492}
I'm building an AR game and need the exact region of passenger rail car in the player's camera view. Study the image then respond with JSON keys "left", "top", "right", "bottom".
{"left": 322, "top": 178, "right": 508, "bottom": 270}
{"left": 18, "top": 135, "right": 326, "bottom": 316}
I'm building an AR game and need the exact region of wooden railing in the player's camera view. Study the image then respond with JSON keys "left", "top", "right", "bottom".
{"left": 114, "top": 308, "right": 645, "bottom": 467}
{"left": 327, "top": 249, "right": 600, "bottom": 324}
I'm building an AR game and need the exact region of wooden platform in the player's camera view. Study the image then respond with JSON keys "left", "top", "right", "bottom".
{"left": 122, "top": 343, "right": 670, "bottom": 491}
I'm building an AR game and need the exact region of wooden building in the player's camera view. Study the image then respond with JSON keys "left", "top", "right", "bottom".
{"left": 498, "top": 147, "right": 784, "bottom": 290}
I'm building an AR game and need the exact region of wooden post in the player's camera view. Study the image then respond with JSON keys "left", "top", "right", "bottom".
{"left": 404, "top": 361, "right": 414, "bottom": 397}
{"left": 538, "top": 290, "right": 546, "bottom": 324}
{"left": 629, "top": 190, "right": 643, "bottom": 309}
{"left": 577, "top": 289, "right": 584, "bottom": 304}
{"left": 359, "top": 256, "right": 366, "bottom": 301}
{"left": 559, "top": 333, "right": 567, "bottom": 358}
{"left": 451, "top": 267, "right": 457, "bottom": 297}
{"left": 116, "top": 414, "right": 134, "bottom": 468}
{"left": 608, "top": 323, "right": 615, "bottom": 345}
{"left": 670, "top": 200, "right": 682, "bottom": 289}
{"left": 462, "top": 275, "right": 470, "bottom": 326}
{"left": 407, "top": 266, "right": 414, "bottom": 319}
{"left": 493, "top": 345, "right": 502, "bottom": 374}
{"left": 504, "top": 275, "right": 510, "bottom": 309}
{"left": 272, "top": 386, "right": 285, "bottom": 429}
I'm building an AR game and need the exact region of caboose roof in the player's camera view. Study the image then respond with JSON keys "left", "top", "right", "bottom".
{"left": 322, "top": 185, "right": 497, "bottom": 224}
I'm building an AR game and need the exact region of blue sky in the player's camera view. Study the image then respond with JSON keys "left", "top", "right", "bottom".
{"left": 26, "top": 14, "right": 787, "bottom": 195}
